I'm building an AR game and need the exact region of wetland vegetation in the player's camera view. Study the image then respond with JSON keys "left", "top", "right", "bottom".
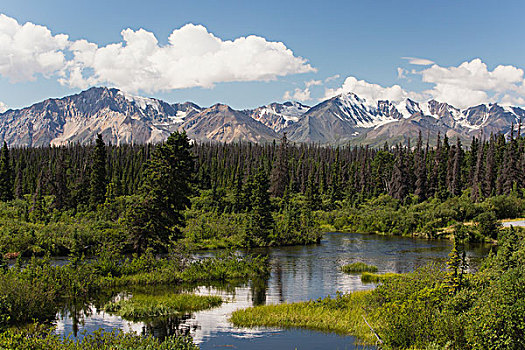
{"left": 0, "top": 130, "right": 523, "bottom": 348}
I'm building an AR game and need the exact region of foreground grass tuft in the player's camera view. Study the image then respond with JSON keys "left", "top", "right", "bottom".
{"left": 361, "top": 272, "right": 401, "bottom": 283}
{"left": 230, "top": 291, "right": 376, "bottom": 344}
{"left": 0, "top": 327, "right": 199, "bottom": 349}
{"left": 104, "top": 293, "right": 222, "bottom": 320}
{"left": 341, "top": 262, "right": 378, "bottom": 273}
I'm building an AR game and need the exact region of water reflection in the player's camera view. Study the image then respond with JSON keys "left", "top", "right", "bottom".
{"left": 55, "top": 233, "right": 491, "bottom": 349}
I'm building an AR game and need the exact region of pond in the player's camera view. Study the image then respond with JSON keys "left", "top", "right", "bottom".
{"left": 55, "top": 233, "right": 491, "bottom": 350}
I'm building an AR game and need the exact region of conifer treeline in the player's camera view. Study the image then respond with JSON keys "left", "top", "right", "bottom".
{"left": 3, "top": 131, "right": 525, "bottom": 209}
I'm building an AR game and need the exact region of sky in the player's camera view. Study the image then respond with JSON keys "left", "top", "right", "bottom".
{"left": 1, "top": 0, "right": 525, "bottom": 112}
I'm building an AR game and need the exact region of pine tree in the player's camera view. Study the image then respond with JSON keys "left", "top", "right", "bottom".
{"left": 449, "top": 138, "right": 463, "bottom": 196}
{"left": 389, "top": 152, "right": 408, "bottom": 200}
{"left": 14, "top": 165, "right": 23, "bottom": 199}
{"left": 414, "top": 131, "right": 427, "bottom": 201}
{"left": 305, "top": 172, "right": 321, "bottom": 211}
{"left": 471, "top": 141, "right": 484, "bottom": 202}
{"left": 0, "top": 142, "right": 13, "bottom": 201}
{"left": 484, "top": 138, "right": 496, "bottom": 197}
{"left": 50, "top": 154, "right": 70, "bottom": 210}
{"left": 248, "top": 167, "right": 274, "bottom": 246}
{"left": 125, "top": 131, "right": 194, "bottom": 254}
{"left": 501, "top": 131, "right": 520, "bottom": 194}
{"left": 270, "top": 134, "right": 289, "bottom": 198}
{"left": 89, "top": 134, "right": 108, "bottom": 208}
{"left": 445, "top": 236, "right": 467, "bottom": 295}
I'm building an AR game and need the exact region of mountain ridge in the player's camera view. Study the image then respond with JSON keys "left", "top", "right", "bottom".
{"left": 0, "top": 86, "right": 523, "bottom": 147}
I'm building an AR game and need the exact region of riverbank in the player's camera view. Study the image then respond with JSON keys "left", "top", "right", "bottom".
{"left": 231, "top": 227, "right": 525, "bottom": 349}
{"left": 53, "top": 232, "right": 491, "bottom": 349}
{"left": 230, "top": 291, "right": 376, "bottom": 344}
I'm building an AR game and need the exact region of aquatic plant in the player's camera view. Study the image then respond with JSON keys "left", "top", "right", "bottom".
{"left": 360, "top": 272, "right": 401, "bottom": 283}
{"left": 104, "top": 293, "right": 222, "bottom": 320}
{"left": 341, "top": 262, "right": 378, "bottom": 273}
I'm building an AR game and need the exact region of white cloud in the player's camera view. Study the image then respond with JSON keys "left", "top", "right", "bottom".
{"left": 324, "top": 74, "right": 340, "bottom": 83}
{"left": 0, "top": 14, "right": 315, "bottom": 93}
{"left": 402, "top": 57, "right": 435, "bottom": 66}
{"left": 323, "top": 76, "right": 419, "bottom": 104}
{"left": 305, "top": 79, "right": 322, "bottom": 88}
{"left": 283, "top": 87, "right": 311, "bottom": 102}
{"left": 420, "top": 58, "right": 525, "bottom": 108}
{"left": 0, "top": 14, "right": 69, "bottom": 82}
{"left": 322, "top": 59, "right": 525, "bottom": 109}
{"left": 0, "top": 101, "right": 7, "bottom": 113}
{"left": 397, "top": 67, "right": 407, "bottom": 79}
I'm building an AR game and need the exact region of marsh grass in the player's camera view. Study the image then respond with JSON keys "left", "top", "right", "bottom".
{"left": 104, "top": 293, "right": 222, "bottom": 320}
{"left": 361, "top": 272, "right": 401, "bottom": 283}
{"left": 230, "top": 291, "right": 376, "bottom": 344}
{"left": 0, "top": 327, "right": 199, "bottom": 349}
{"left": 341, "top": 262, "right": 378, "bottom": 273}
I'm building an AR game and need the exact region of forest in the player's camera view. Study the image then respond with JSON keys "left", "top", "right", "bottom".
{"left": 0, "top": 129, "right": 523, "bottom": 256}
{"left": 0, "top": 129, "right": 523, "bottom": 349}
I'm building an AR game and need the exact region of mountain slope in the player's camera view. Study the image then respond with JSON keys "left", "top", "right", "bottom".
{"left": 248, "top": 101, "right": 309, "bottom": 133}
{"left": 180, "top": 104, "right": 278, "bottom": 143}
{"left": 0, "top": 87, "right": 201, "bottom": 146}
{"left": 0, "top": 87, "right": 522, "bottom": 147}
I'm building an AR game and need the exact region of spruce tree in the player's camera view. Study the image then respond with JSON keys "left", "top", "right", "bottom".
{"left": 0, "top": 142, "right": 13, "bottom": 201}
{"left": 125, "top": 131, "right": 194, "bottom": 254}
{"left": 248, "top": 167, "right": 274, "bottom": 246}
{"left": 89, "top": 134, "right": 108, "bottom": 208}
{"left": 51, "top": 154, "right": 70, "bottom": 210}
{"left": 414, "top": 131, "right": 427, "bottom": 201}
{"left": 270, "top": 134, "right": 289, "bottom": 198}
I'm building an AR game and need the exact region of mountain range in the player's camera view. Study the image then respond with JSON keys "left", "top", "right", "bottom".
{"left": 0, "top": 86, "right": 523, "bottom": 147}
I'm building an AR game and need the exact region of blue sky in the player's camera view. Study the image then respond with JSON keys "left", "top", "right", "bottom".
{"left": 1, "top": 0, "right": 525, "bottom": 110}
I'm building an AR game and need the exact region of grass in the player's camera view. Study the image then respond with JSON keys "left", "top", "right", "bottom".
{"left": 230, "top": 290, "right": 376, "bottom": 344}
{"left": 341, "top": 262, "right": 378, "bottom": 273}
{"left": 104, "top": 293, "right": 223, "bottom": 321}
{"left": 361, "top": 272, "right": 402, "bottom": 283}
{"left": 0, "top": 327, "right": 199, "bottom": 349}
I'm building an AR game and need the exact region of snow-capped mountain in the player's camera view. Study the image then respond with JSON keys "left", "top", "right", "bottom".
{"left": 0, "top": 87, "right": 201, "bottom": 146}
{"left": 0, "top": 87, "right": 522, "bottom": 147}
{"left": 248, "top": 101, "right": 310, "bottom": 133}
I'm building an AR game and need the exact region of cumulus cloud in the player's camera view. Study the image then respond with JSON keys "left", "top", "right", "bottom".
{"left": 323, "top": 59, "right": 525, "bottom": 109}
{"left": 420, "top": 58, "right": 525, "bottom": 108}
{"left": 283, "top": 87, "right": 311, "bottom": 102}
{"left": 0, "top": 14, "right": 69, "bottom": 82}
{"left": 0, "top": 101, "right": 7, "bottom": 113}
{"left": 397, "top": 67, "right": 407, "bottom": 79}
{"left": 283, "top": 79, "right": 324, "bottom": 102}
{"left": 323, "top": 76, "right": 420, "bottom": 104}
{"left": 305, "top": 79, "right": 322, "bottom": 88}
{"left": 402, "top": 57, "right": 435, "bottom": 66}
{"left": 324, "top": 74, "right": 340, "bottom": 82}
{"left": 0, "top": 14, "right": 315, "bottom": 93}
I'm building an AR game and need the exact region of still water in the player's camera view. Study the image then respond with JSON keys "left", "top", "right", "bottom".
{"left": 55, "top": 233, "right": 491, "bottom": 350}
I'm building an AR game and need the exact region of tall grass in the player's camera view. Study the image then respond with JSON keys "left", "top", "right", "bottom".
{"left": 341, "top": 262, "right": 378, "bottom": 273}
{"left": 230, "top": 291, "right": 376, "bottom": 344}
{"left": 0, "top": 327, "right": 199, "bottom": 349}
{"left": 104, "top": 293, "right": 222, "bottom": 320}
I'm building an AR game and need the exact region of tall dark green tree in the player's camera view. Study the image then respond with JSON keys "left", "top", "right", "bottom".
{"left": 50, "top": 154, "right": 70, "bottom": 210}
{"left": 0, "top": 142, "right": 13, "bottom": 201}
{"left": 270, "top": 134, "right": 289, "bottom": 198}
{"left": 89, "top": 134, "right": 108, "bottom": 207}
{"left": 125, "top": 131, "right": 194, "bottom": 254}
{"left": 248, "top": 167, "right": 274, "bottom": 246}
{"left": 414, "top": 131, "right": 427, "bottom": 201}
